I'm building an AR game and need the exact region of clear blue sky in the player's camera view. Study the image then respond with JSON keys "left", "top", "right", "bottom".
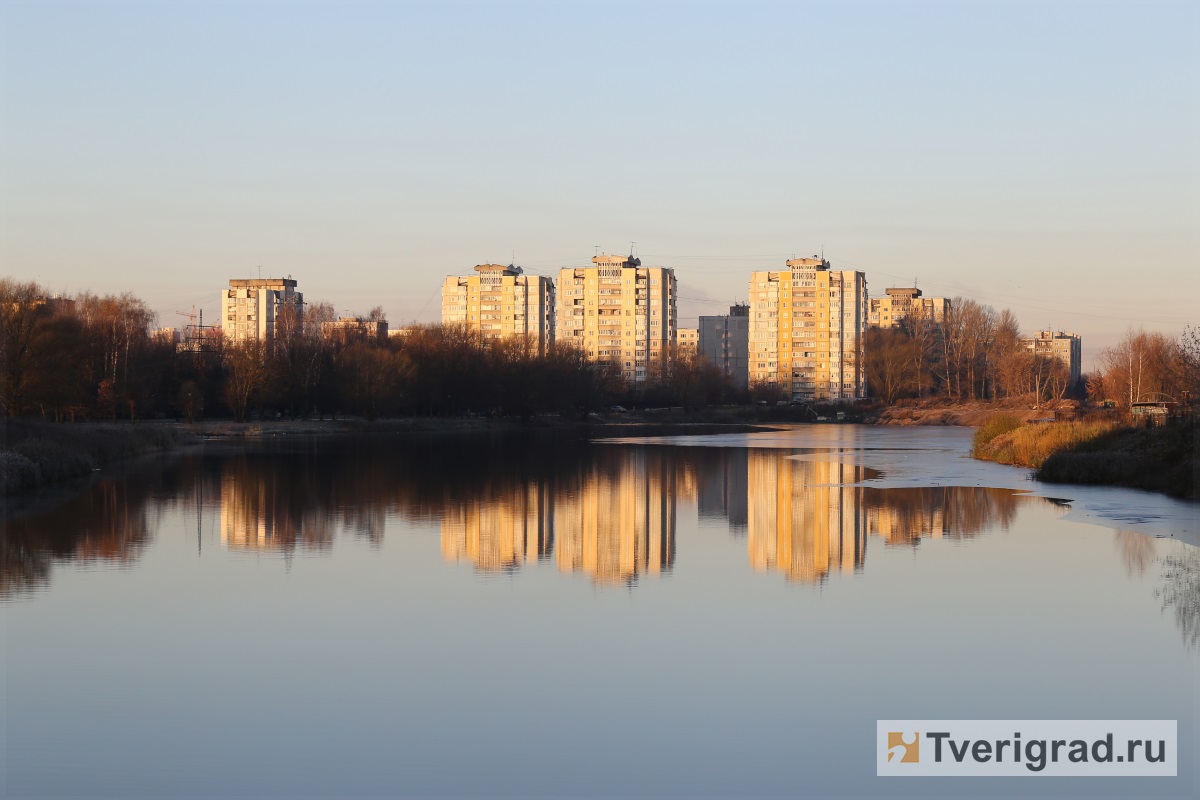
{"left": 2, "top": 0, "right": 1196, "bottom": 364}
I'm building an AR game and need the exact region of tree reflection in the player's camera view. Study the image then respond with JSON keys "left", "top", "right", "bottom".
{"left": 1114, "top": 529, "right": 1156, "bottom": 577}
{"left": 1157, "top": 549, "right": 1200, "bottom": 649}
{"left": 1, "top": 473, "right": 154, "bottom": 598}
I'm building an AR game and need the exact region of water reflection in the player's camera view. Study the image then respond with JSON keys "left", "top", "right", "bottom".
{"left": 1158, "top": 548, "right": 1200, "bottom": 649}
{"left": 3, "top": 436, "right": 1059, "bottom": 597}
{"left": 1, "top": 476, "right": 154, "bottom": 598}
{"left": 553, "top": 449, "right": 676, "bottom": 585}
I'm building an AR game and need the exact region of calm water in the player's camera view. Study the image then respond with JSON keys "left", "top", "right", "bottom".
{"left": 3, "top": 425, "right": 1197, "bottom": 798}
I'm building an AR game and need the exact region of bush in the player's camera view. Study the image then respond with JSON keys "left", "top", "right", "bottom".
{"left": 0, "top": 451, "right": 41, "bottom": 494}
{"left": 13, "top": 438, "right": 96, "bottom": 483}
{"left": 973, "top": 413, "right": 1024, "bottom": 452}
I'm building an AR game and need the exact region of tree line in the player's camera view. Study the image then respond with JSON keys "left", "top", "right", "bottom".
{"left": 862, "top": 297, "right": 1198, "bottom": 408}
{"left": 1, "top": 279, "right": 737, "bottom": 422}
{"left": 4, "top": 278, "right": 1194, "bottom": 421}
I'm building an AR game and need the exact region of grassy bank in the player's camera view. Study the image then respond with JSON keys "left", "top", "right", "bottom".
{"left": 973, "top": 414, "right": 1198, "bottom": 499}
{"left": 1, "top": 421, "right": 194, "bottom": 496}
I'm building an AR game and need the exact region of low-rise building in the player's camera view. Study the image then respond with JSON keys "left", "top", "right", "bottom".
{"left": 677, "top": 327, "right": 699, "bottom": 357}
{"left": 868, "top": 287, "right": 950, "bottom": 329}
{"left": 322, "top": 316, "right": 388, "bottom": 345}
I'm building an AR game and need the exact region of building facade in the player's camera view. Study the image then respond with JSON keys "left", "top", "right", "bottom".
{"left": 221, "top": 278, "right": 304, "bottom": 345}
{"left": 698, "top": 303, "right": 750, "bottom": 390}
{"left": 747, "top": 258, "right": 867, "bottom": 400}
{"left": 322, "top": 316, "right": 389, "bottom": 345}
{"left": 555, "top": 254, "right": 677, "bottom": 384}
{"left": 441, "top": 264, "right": 555, "bottom": 354}
{"left": 1021, "top": 330, "right": 1082, "bottom": 383}
{"left": 867, "top": 287, "right": 950, "bottom": 329}
{"left": 676, "top": 327, "right": 699, "bottom": 356}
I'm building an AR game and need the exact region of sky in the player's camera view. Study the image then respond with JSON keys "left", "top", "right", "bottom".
{"left": 2, "top": 0, "right": 1196, "bottom": 366}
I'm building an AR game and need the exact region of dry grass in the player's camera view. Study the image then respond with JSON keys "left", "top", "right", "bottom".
{"left": 973, "top": 419, "right": 1118, "bottom": 468}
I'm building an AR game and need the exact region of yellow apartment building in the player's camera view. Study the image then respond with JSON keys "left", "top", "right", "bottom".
{"left": 555, "top": 254, "right": 677, "bottom": 385}
{"left": 747, "top": 257, "right": 867, "bottom": 400}
{"left": 677, "top": 327, "right": 699, "bottom": 356}
{"left": 441, "top": 263, "right": 555, "bottom": 354}
{"left": 867, "top": 287, "right": 950, "bottom": 329}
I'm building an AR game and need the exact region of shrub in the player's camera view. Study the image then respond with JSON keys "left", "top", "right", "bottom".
{"left": 13, "top": 438, "right": 96, "bottom": 483}
{"left": 973, "top": 413, "right": 1024, "bottom": 452}
{"left": 0, "top": 451, "right": 41, "bottom": 494}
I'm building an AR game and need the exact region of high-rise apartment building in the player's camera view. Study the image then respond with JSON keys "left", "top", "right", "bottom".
{"left": 1021, "top": 330, "right": 1082, "bottom": 383}
{"left": 221, "top": 278, "right": 303, "bottom": 345}
{"left": 747, "top": 258, "right": 867, "bottom": 400}
{"left": 868, "top": 287, "right": 950, "bottom": 329}
{"left": 699, "top": 303, "right": 750, "bottom": 390}
{"left": 555, "top": 254, "right": 677, "bottom": 384}
{"left": 441, "top": 264, "right": 555, "bottom": 354}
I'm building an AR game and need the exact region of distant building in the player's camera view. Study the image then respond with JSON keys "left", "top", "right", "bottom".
{"left": 442, "top": 264, "right": 555, "bottom": 354}
{"left": 221, "top": 278, "right": 303, "bottom": 345}
{"left": 556, "top": 254, "right": 677, "bottom": 385}
{"left": 388, "top": 325, "right": 419, "bottom": 340}
{"left": 699, "top": 304, "right": 750, "bottom": 390}
{"left": 748, "top": 258, "right": 867, "bottom": 401}
{"left": 868, "top": 287, "right": 950, "bottom": 329}
{"left": 322, "top": 316, "right": 388, "bottom": 345}
{"left": 153, "top": 327, "right": 182, "bottom": 347}
{"left": 677, "top": 327, "right": 699, "bottom": 357}
{"left": 1022, "top": 330, "right": 1081, "bottom": 383}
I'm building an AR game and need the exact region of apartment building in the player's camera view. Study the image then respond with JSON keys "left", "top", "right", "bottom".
{"left": 747, "top": 257, "right": 867, "bottom": 400}
{"left": 1021, "top": 330, "right": 1082, "bottom": 383}
{"left": 555, "top": 254, "right": 677, "bottom": 384}
{"left": 221, "top": 278, "right": 303, "bottom": 345}
{"left": 698, "top": 303, "right": 750, "bottom": 390}
{"left": 867, "top": 287, "right": 950, "bottom": 329}
{"left": 677, "top": 327, "right": 699, "bottom": 356}
{"left": 322, "top": 316, "right": 388, "bottom": 345}
{"left": 441, "top": 263, "right": 555, "bottom": 354}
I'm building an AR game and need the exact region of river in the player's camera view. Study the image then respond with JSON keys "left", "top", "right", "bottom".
{"left": 2, "top": 425, "right": 1196, "bottom": 797}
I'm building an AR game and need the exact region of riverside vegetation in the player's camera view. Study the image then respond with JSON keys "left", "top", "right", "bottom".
{"left": 973, "top": 414, "right": 1198, "bottom": 500}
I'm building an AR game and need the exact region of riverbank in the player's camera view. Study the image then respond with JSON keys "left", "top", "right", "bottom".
{"left": 1, "top": 421, "right": 194, "bottom": 497}
{"left": 866, "top": 397, "right": 1049, "bottom": 427}
{"left": 973, "top": 415, "right": 1198, "bottom": 500}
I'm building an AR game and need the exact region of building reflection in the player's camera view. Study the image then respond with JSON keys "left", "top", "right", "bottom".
{"left": 219, "top": 461, "right": 333, "bottom": 553}
{"left": 738, "top": 450, "right": 1031, "bottom": 584}
{"left": 441, "top": 483, "right": 552, "bottom": 572}
{"left": 4, "top": 433, "right": 1063, "bottom": 597}
{"left": 554, "top": 449, "right": 676, "bottom": 585}
{"left": 693, "top": 448, "right": 748, "bottom": 534}
{"left": 746, "top": 452, "right": 866, "bottom": 583}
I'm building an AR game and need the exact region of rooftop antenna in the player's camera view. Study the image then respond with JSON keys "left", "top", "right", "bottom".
{"left": 256, "top": 265, "right": 262, "bottom": 279}
{"left": 594, "top": 245, "right": 600, "bottom": 257}
{"left": 630, "top": 241, "right": 636, "bottom": 257}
